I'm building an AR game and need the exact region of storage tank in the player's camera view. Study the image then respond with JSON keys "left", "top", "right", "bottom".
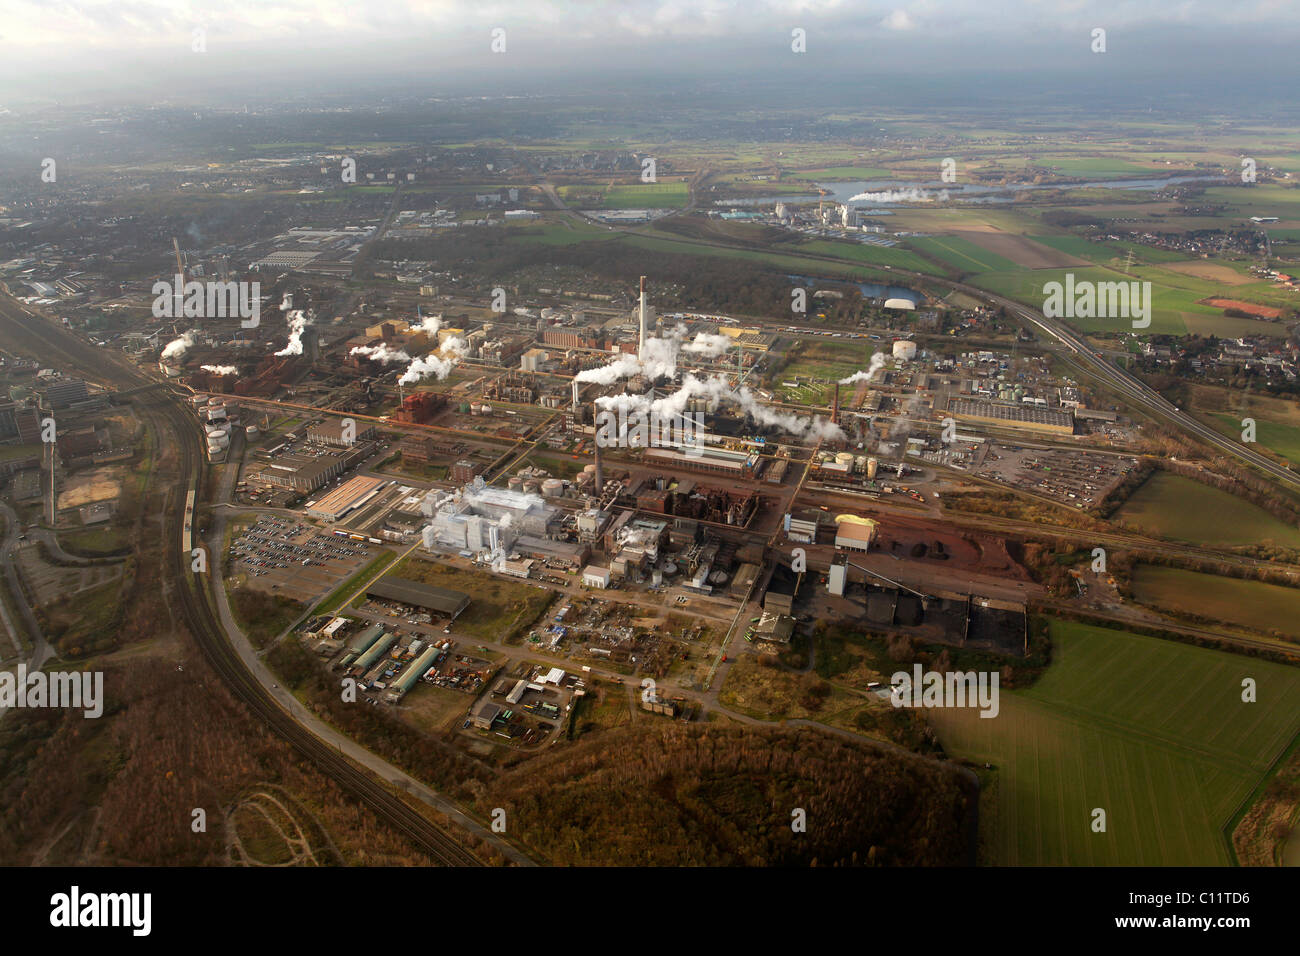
{"left": 507, "top": 476, "right": 524, "bottom": 491}
{"left": 835, "top": 452, "right": 855, "bottom": 468}
{"left": 662, "top": 562, "right": 678, "bottom": 576}
{"left": 582, "top": 464, "right": 597, "bottom": 475}
{"left": 651, "top": 569, "right": 663, "bottom": 587}
{"left": 892, "top": 340, "right": 917, "bottom": 361}
{"left": 541, "top": 478, "right": 564, "bottom": 497}
{"left": 245, "top": 424, "right": 260, "bottom": 440}
{"left": 866, "top": 457, "right": 879, "bottom": 480}
{"left": 855, "top": 455, "right": 869, "bottom": 473}
{"left": 523, "top": 479, "right": 541, "bottom": 494}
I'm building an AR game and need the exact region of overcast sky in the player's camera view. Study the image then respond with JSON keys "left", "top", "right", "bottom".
{"left": 2, "top": 1, "right": 1297, "bottom": 106}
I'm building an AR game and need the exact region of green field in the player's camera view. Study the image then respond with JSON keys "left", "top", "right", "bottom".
{"left": 908, "top": 235, "right": 1018, "bottom": 273}
{"left": 1211, "top": 413, "right": 1300, "bottom": 466}
{"left": 1113, "top": 472, "right": 1300, "bottom": 549}
{"left": 788, "top": 166, "right": 894, "bottom": 181}
{"left": 794, "top": 238, "right": 941, "bottom": 274}
{"left": 930, "top": 619, "right": 1300, "bottom": 864}
{"left": 972, "top": 265, "right": 1281, "bottom": 337}
{"left": 560, "top": 181, "right": 689, "bottom": 208}
{"left": 1130, "top": 565, "right": 1300, "bottom": 638}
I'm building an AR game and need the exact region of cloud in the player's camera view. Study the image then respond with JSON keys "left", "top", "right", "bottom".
{"left": 881, "top": 9, "right": 916, "bottom": 31}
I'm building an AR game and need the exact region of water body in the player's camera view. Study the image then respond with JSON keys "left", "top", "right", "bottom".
{"left": 787, "top": 273, "right": 921, "bottom": 304}
{"left": 722, "top": 174, "right": 1223, "bottom": 207}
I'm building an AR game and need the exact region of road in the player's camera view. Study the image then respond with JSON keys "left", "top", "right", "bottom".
{"left": 0, "top": 291, "right": 494, "bottom": 866}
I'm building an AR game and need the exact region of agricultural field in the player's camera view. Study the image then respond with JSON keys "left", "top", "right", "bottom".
{"left": 560, "top": 181, "right": 690, "bottom": 208}
{"left": 972, "top": 265, "right": 1282, "bottom": 337}
{"left": 1112, "top": 472, "right": 1300, "bottom": 549}
{"left": 1130, "top": 565, "right": 1300, "bottom": 638}
{"left": 787, "top": 166, "right": 896, "bottom": 181}
{"left": 909, "top": 235, "right": 1020, "bottom": 274}
{"left": 1210, "top": 413, "right": 1300, "bottom": 466}
{"left": 929, "top": 619, "right": 1300, "bottom": 865}
{"left": 793, "top": 238, "right": 941, "bottom": 274}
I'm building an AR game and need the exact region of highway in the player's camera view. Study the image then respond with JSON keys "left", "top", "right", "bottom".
{"left": 0, "top": 292, "right": 489, "bottom": 866}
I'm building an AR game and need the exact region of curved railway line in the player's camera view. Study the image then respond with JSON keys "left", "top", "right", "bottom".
{"left": 0, "top": 294, "right": 485, "bottom": 866}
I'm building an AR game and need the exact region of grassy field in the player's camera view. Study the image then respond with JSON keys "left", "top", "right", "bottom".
{"left": 1130, "top": 565, "right": 1300, "bottom": 638}
{"left": 794, "top": 238, "right": 943, "bottom": 274}
{"left": 390, "top": 556, "right": 554, "bottom": 642}
{"left": 930, "top": 619, "right": 1300, "bottom": 864}
{"left": 560, "top": 181, "right": 689, "bottom": 208}
{"left": 787, "top": 166, "right": 895, "bottom": 181}
{"left": 1112, "top": 472, "right": 1300, "bottom": 549}
{"left": 314, "top": 551, "right": 397, "bottom": 615}
{"left": 909, "top": 235, "right": 1018, "bottom": 273}
{"left": 1211, "top": 413, "right": 1300, "bottom": 466}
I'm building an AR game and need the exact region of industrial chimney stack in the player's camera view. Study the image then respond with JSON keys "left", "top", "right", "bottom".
{"left": 638, "top": 275, "right": 647, "bottom": 356}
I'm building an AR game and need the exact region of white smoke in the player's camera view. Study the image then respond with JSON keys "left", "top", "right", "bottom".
{"left": 576, "top": 324, "right": 732, "bottom": 385}
{"left": 161, "top": 332, "right": 195, "bottom": 362}
{"left": 597, "top": 373, "right": 843, "bottom": 442}
{"left": 201, "top": 364, "right": 238, "bottom": 376}
{"left": 350, "top": 343, "right": 411, "bottom": 364}
{"left": 682, "top": 332, "right": 733, "bottom": 357}
{"left": 846, "top": 187, "right": 950, "bottom": 203}
{"left": 413, "top": 313, "right": 443, "bottom": 336}
{"left": 840, "top": 352, "right": 887, "bottom": 385}
{"left": 274, "top": 309, "right": 312, "bottom": 357}
{"left": 398, "top": 337, "right": 468, "bottom": 385}
{"left": 279, "top": 294, "right": 293, "bottom": 311}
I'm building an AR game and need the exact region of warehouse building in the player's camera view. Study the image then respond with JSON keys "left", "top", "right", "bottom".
{"left": 305, "top": 474, "right": 388, "bottom": 521}
{"left": 834, "top": 516, "right": 878, "bottom": 553}
{"left": 365, "top": 577, "right": 471, "bottom": 620}
{"left": 307, "top": 418, "right": 378, "bottom": 446}
{"left": 947, "top": 397, "right": 1074, "bottom": 435}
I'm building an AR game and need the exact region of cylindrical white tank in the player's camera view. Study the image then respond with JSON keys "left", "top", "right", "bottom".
{"left": 866, "top": 457, "right": 879, "bottom": 479}
{"left": 836, "top": 452, "right": 854, "bottom": 467}
{"left": 892, "top": 340, "right": 917, "bottom": 361}
{"left": 541, "top": 478, "right": 564, "bottom": 497}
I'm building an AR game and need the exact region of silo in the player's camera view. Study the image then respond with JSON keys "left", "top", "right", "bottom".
{"left": 541, "top": 478, "right": 564, "bottom": 497}
{"left": 866, "top": 457, "right": 879, "bottom": 479}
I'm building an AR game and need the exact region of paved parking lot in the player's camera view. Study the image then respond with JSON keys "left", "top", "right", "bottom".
{"left": 229, "top": 514, "right": 377, "bottom": 599}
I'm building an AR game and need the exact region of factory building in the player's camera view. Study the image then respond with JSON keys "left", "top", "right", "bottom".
{"left": 420, "top": 477, "right": 557, "bottom": 554}
{"left": 643, "top": 444, "right": 759, "bottom": 478}
{"left": 305, "top": 474, "right": 387, "bottom": 521}
{"left": 307, "top": 418, "right": 377, "bottom": 446}
{"left": 947, "top": 397, "right": 1075, "bottom": 434}
{"left": 365, "top": 577, "right": 471, "bottom": 620}
{"left": 833, "top": 516, "right": 878, "bottom": 553}
{"left": 582, "top": 566, "right": 612, "bottom": 589}
{"left": 387, "top": 644, "right": 440, "bottom": 700}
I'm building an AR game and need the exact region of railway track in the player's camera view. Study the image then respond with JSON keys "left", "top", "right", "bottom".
{"left": 0, "top": 295, "right": 484, "bottom": 866}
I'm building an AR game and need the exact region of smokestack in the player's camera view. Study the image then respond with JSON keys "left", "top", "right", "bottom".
{"left": 593, "top": 437, "right": 604, "bottom": 494}
{"left": 571, "top": 379, "right": 579, "bottom": 414}
{"left": 832, "top": 383, "right": 840, "bottom": 425}
{"left": 638, "top": 275, "right": 647, "bottom": 356}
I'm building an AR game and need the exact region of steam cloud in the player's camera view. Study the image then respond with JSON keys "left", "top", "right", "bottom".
{"left": 399, "top": 337, "right": 468, "bottom": 385}
{"left": 839, "top": 352, "right": 887, "bottom": 385}
{"left": 846, "top": 188, "right": 950, "bottom": 203}
{"left": 350, "top": 343, "right": 411, "bottom": 364}
{"left": 597, "top": 373, "right": 843, "bottom": 442}
{"left": 201, "top": 364, "right": 238, "bottom": 376}
{"left": 161, "top": 333, "right": 195, "bottom": 362}
{"left": 274, "top": 309, "right": 312, "bottom": 356}
{"left": 576, "top": 324, "right": 734, "bottom": 385}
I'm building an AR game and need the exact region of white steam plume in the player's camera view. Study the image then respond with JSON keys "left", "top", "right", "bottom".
{"left": 350, "top": 343, "right": 411, "bottom": 364}
{"left": 839, "top": 352, "right": 887, "bottom": 385}
{"left": 161, "top": 332, "right": 195, "bottom": 362}
{"left": 846, "top": 187, "right": 949, "bottom": 203}
{"left": 398, "top": 337, "right": 468, "bottom": 385}
{"left": 274, "top": 309, "right": 312, "bottom": 356}
{"left": 201, "top": 364, "right": 238, "bottom": 376}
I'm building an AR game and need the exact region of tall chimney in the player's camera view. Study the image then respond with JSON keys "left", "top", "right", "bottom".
{"left": 593, "top": 434, "right": 604, "bottom": 494}
{"left": 571, "top": 378, "right": 580, "bottom": 414}
{"left": 832, "top": 383, "right": 841, "bottom": 425}
{"left": 638, "top": 275, "right": 647, "bottom": 356}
